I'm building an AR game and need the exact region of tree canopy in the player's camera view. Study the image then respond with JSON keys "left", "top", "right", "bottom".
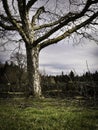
{"left": 0, "top": 0, "right": 98, "bottom": 50}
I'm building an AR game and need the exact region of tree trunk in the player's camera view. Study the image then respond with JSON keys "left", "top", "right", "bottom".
{"left": 26, "top": 45, "right": 42, "bottom": 98}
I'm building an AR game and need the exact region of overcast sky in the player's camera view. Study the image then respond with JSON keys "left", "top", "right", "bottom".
{"left": 0, "top": 0, "right": 98, "bottom": 76}
{"left": 0, "top": 37, "right": 98, "bottom": 75}
{"left": 39, "top": 38, "right": 98, "bottom": 75}
{"left": 0, "top": 36, "right": 98, "bottom": 76}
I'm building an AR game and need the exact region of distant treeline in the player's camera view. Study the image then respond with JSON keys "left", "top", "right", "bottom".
{"left": 0, "top": 61, "right": 98, "bottom": 98}
{"left": 0, "top": 61, "right": 98, "bottom": 83}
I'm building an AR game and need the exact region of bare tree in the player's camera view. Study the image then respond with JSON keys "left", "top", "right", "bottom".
{"left": 0, "top": 0, "right": 98, "bottom": 98}
{"left": 10, "top": 52, "right": 26, "bottom": 88}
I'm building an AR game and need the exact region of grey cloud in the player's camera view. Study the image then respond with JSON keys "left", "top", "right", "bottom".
{"left": 40, "top": 40, "right": 98, "bottom": 75}
{"left": 92, "top": 49, "right": 98, "bottom": 57}
{"left": 40, "top": 63, "right": 66, "bottom": 70}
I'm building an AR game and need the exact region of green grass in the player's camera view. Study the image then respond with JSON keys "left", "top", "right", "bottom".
{"left": 0, "top": 98, "right": 98, "bottom": 130}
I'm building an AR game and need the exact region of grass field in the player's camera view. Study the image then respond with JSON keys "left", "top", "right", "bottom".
{"left": 0, "top": 98, "right": 98, "bottom": 130}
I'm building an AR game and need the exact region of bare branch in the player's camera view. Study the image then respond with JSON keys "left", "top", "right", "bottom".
{"left": 76, "top": 31, "right": 98, "bottom": 44}
{"left": 32, "top": 6, "right": 45, "bottom": 26}
{"left": 0, "top": 21, "right": 16, "bottom": 30}
{"left": 0, "top": 15, "right": 10, "bottom": 23}
{"left": 33, "top": 13, "right": 77, "bottom": 46}
{"left": 16, "top": 0, "right": 28, "bottom": 26}
{"left": 12, "top": 0, "right": 17, "bottom": 13}
{"left": 39, "top": 11, "right": 98, "bottom": 50}
{"left": 1, "top": 0, "right": 30, "bottom": 43}
{"left": 33, "top": 0, "right": 96, "bottom": 46}
{"left": 26, "top": 0, "right": 37, "bottom": 12}
{"left": 2, "top": 0, "right": 17, "bottom": 25}
{"left": 34, "top": 12, "right": 74, "bottom": 30}
{"left": 91, "top": 0, "right": 98, "bottom": 4}
{"left": 0, "top": 14, "right": 17, "bottom": 30}
{"left": 80, "top": 0, "right": 92, "bottom": 15}
{"left": 34, "top": 0, "right": 94, "bottom": 31}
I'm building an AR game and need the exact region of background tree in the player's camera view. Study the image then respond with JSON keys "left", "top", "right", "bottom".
{"left": 10, "top": 52, "right": 26, "bottom": 88}
{"left": 0, "top": 0, "right": 98, "bottom": 98}
{"left": 69, "top": 71, "right": 75, "bottom": 81}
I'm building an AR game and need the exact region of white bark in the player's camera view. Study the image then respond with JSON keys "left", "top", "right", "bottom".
{"left": 26, "top": 45, "right": 41, "bottom": 97}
